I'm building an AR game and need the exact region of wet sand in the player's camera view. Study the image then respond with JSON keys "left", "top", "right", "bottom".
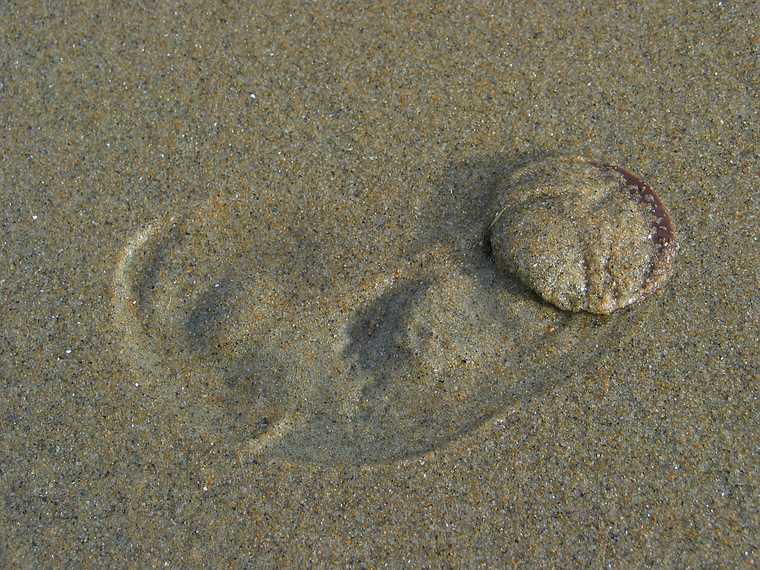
{"left": 1, "top": 2, "right": 757, "bottom": 567}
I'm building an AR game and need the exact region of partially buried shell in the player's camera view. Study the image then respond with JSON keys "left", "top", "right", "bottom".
{"left": 489, "top": 155, "right": 676, "bottom": 314}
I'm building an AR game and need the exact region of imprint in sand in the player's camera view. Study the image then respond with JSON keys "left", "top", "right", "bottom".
{"left": 113, "top": 192, "right": 626, "bottom": 464}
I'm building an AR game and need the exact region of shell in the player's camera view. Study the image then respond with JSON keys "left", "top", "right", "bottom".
{"left": 489, "top": 156, "right": 676, "bottom": 314}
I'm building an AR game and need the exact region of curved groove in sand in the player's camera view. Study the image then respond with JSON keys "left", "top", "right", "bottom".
{"left": 112, "top": 216, "right": 298, "bottom": 457}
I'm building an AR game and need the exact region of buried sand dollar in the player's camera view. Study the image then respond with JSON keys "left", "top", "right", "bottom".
{"left": 489, "top": 156, "right": 677, "bottom": 314}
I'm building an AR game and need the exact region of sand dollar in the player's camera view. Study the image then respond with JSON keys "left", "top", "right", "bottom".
{"left": 489, "top": 156, "right": 676, "bottom": 314}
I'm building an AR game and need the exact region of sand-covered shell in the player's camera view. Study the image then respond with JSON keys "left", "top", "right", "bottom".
{"left": 489, "top": 156, "right": 676, "bottom": 314}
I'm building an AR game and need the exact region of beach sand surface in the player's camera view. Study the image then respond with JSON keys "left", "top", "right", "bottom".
{"left": 1, "top": 1, "right": 757, "bottom": 566}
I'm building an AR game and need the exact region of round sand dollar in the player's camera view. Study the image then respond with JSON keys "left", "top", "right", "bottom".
{"left": 489, "top": 156, "right": 676, "bottom": 314}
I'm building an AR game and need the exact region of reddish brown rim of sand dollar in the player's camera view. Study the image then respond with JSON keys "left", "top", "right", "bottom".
{"left": 582, "top": 157, "right": 678, "bottom": 301}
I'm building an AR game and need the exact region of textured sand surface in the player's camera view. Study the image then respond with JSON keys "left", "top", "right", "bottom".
{"left": 1, "top": 1, "right": 757, "bottom": 567}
